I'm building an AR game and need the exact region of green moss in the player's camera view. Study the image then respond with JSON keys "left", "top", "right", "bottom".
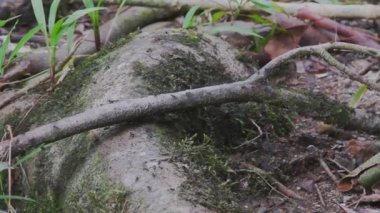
{"left": 0, "top": 109, "right": 22, "bottom": 133}
{"left": 283, "top": 90, "right": 355, "bottom": 129}
{"left": 64, "top": 152, "right": 129, "bottom": 212}
{"left": 21, "top": 191, "right": 61, "bottom": 213}
{"left": 22, "top": 151, "right": 129, "bottom": 213}
{"left": 133, "top": 43, "right": 293, "bottom": 211}
{"left": 23, "top": 33, "right": 136, "bottom": 129}
{"left": 235, "top": 51, "right": 260, "bottom": 70}
{"left": 153, "top": 29, "right": 202, "bottom": 48}
{"left": 14, "top": 33, "right": 137, "bottom": 212}
{"left": 133, "top": 49, "right": 230, "bottom": 95}
{"left": 160, "top": 135, "right": 241, "bottom": 211}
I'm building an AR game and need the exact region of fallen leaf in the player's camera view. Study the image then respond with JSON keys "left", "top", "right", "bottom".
{"left": 264, "top": 24, "right": 307, "bottom": 59}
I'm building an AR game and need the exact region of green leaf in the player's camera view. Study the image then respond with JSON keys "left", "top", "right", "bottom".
{"left": 211, "top": 11, "right": 226, "bottom": 23}
{"left": 314, "top": 0, "right": 340, "bottom": 4}
{"left": 50, "top": 18, "right": 65, "bottom": 47}
{"left": 0, "top": 195, "right": 35, "bottom": 202}
{"left": 31, "top": 0, "right": 48, "bottom": 42}
{"left": 9, "top": 24, "right": 42, "bottom": 61}
{"left": 349, "top": 85, "right": 367, "bottom": 108}
{"left": 66, "top": 23, "right": 77, "bottom": 53}
{"left": 249, "top": 14, "right": 275, "bottom": 25}
{"left": 83, "top": 0, "right": 96, "bottom": 21}
{"left": 96, "top": 0, "right": 104, "bottom": 8}
{"left": 48, "top": 0, "right": 61, "bottom": 33}
{"left": 0, "top": 15, "right": 20, "bottom": 28}
{"left": 63, "top": 7, "right": 106, "bottom": 26}
{"left": 0, "top": 162, "right": 10, "bottom": 172}
{"left": 205, "top": 25, "right": 263, "bottom": 38}
{"left": 183, "top": 5, "right": 200, "bottom": 29}
{"left": 82, "top": 0, "right": 95, "bottom": 9}
{"left": 0, "top": 32, "right": 12, "bottom": 75}
{"left": 13, "top": 147, "right": 43, "bottom": 167}
{"left": 249, "top": 0, "right": 284, "bottom": 14}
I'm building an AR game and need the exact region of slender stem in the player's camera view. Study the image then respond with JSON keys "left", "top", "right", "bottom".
{"left": 93, "top": 24, "right": 101, "bottom": 51}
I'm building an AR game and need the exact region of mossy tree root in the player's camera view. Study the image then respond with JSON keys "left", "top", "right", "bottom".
{"left": 1, "top": 42, "right": 380, "bottom": 158}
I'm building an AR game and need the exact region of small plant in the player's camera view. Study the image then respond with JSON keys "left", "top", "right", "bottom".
{"left": 249, "top": 0, "right": 284, "bottom": 14}
{"left": 349, "top": 84, "right": 367, "bottom": 108}
{"left": 0, "top": 18, "right": 41, "bottom": 75}
{"left": 181, "top": 0, "right": 285, "bottom": 50}
{"left": 31, "top": 0, "right": 105, "bottom": 87}
{"left": 183, "top": 5, "right": 200, "bottom": 29}
{"left": 83, "top": 0, "right": 104, "bottom": 51}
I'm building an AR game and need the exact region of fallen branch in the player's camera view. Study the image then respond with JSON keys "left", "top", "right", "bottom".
{"left": 120, "top": 0, "right": 380, "bottom": 19}
{"left": 1, "top": 42, "right": 380, "bottom": 157}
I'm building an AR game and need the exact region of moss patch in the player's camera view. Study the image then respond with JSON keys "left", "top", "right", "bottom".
{"left": 23, "top": 33, "right": 136, "bottom": 129}
{"left": 132, "top": 44, "right": 294, "bottom": 211}
{"left": 153, "top": 29, "right": 203, "bottom": 48}
{"left": 21, "top": 191, "right": 61, "bottom": 213}
{"left": 0, "top": 109, "right": 22, "bottom": 134}
{"left": 64, "top": 152, "right": 129, "bottom": 212}
{"left": 12, "top": 34, "right": 137, "bottom": 211}
{"left": 133, "top": 49, "right": 230, "bottom": 95}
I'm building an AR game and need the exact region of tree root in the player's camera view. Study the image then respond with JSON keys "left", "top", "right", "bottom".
{"left": 120, "top": 0, "right": 380, "bottom": 19}
{"left": 1, "top": 42, "right": 380, "bottom": 158}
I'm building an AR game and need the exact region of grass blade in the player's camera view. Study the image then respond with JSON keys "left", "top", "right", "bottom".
{"left": 349, "top": 85, "right": 367, "bottom": 108}
{"left": 183, "top": 5, "right": 200, "bottom": 29}
{"left": 31, "top": 0, "right": 47, "bottom": 41}
{"left": 0, "top": 32, "right": 12, "bottom": 75}
{"left": 9, "top": 24, "right": 42, "bottom": 61}
{"left": 82, "top": 0, "right": 96, "bottom": 21}
{"left": 211, "top": 11, "right": 226, "bottom": 24}
{"left": 82, "top": 0, "right": 95, "bottom": 10}
{"left": 66, "top": 23, "right": 77, "bottom": 53}
{"left": 63, "top": 7, "right": 106, "bottom": 26}
{"left": 48, "top": 0, "right": 61, "bottom": 33}
{"left": 0, "top": 162, "right": 9, "bottom": 172}
{"left": 50, "top": 18, "right": 65, "bottom": 47}
{"left": 0, "top": 15, "right": 21, "bottom": 27}
{"left": 206, "top": 25, "right": 263, "bottom": 38}
{"left": 249, "top": 0, "right": 284, "bottom": 14}
{"left": 13, "top": 143, "right": 53, "bottom": 167}
{"left": 0, "top": 195, "right": 35, "bottom": 202}
{"left": 315, "top": 0, "right": 340, "bottom": 4}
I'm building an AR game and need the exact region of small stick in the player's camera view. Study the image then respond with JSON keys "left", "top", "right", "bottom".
{"left": 359, "top": 60, "right": 378, "bottom": 75}
{"left": 319, "top": 158, "right": 338, "bottom": 184}
{"left": 6, "top": 125, "right": 13, "bottom": 210}
{"left": 326, "top": 157, "right": 351, "bottom": 173}
{"left": 272, "top": 180, "right": 304, "bottom": 200}
{"left": 233, "top": 119, "right": 263, "bottom": 149}
{"left": 314, "top": 183, "right": 326, "bottom": 207}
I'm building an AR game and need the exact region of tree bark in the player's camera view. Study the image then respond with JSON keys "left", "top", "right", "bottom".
{"left": 2, "top": 42, "right": 380, "bottom": 158}
{"left": 118, "top": 0, "right": 380, "bottom": 19}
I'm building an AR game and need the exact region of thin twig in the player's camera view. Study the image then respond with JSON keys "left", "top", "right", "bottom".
{"left": 237, "top": 168, "right": 290, "bottom": 200}
{"left": 6, "top": 125, "right": 13, "bottom": 211}
{"left": 319, "top": 158, "right": 338, "bottom": 184}
{"left": 359, "top": 60, "right": 378, "bottom": 75}
{"left": 326, "top": 157, "right": 351, "bottom": 173}
{"left": 271, "top": 180, "right": 304, "bottom": 200}
{"left": 314, "top": 183, "right": 326, "bottom": 207}
{"left": 233, "top": 119, "right": 263, "bottom": 149}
